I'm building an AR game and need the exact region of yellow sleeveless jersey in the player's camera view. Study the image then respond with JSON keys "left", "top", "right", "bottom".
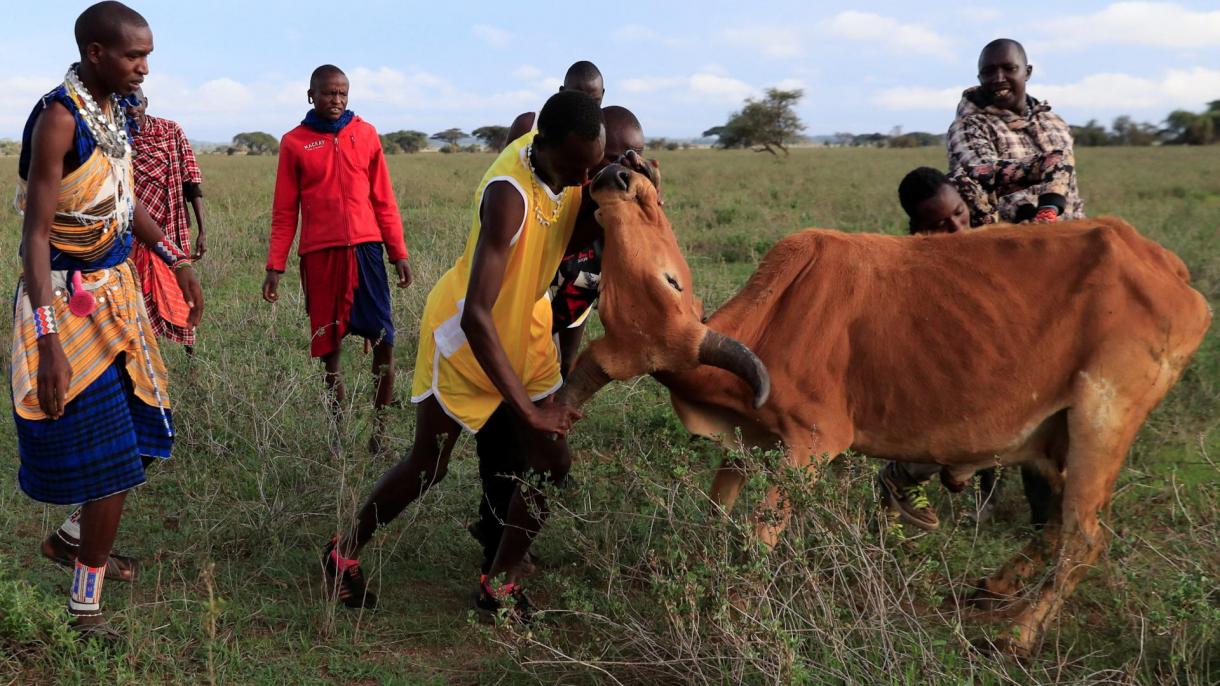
{"left": 411, "top": 131, "right": 582, "bottom": 431}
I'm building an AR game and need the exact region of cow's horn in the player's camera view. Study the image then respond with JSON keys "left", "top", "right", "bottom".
{"left": 698, "top": 330, "right": 771, "bottom": 409}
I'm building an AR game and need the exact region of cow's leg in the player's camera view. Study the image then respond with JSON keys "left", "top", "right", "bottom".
{"left": 752, "top": 426, "right": 852, "bottom": 550}
{"left": 994, "top": 367, "right": 1166, "bottom": 656}
{"left": 968, "top": 506, "right": 1062, "bottom": 612}
{"left": 710, "top": 458, "right": 748, "bottom": 514}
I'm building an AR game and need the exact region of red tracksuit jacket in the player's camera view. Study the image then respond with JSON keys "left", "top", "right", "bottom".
{"left": 266, "top": 115, "right": 408, "bottom": 272}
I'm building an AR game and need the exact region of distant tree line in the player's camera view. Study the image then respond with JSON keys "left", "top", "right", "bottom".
{"left": 1072, "top": 101, "right": 1220, "bottom": 146}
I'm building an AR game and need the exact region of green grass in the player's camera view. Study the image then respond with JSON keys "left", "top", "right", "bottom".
{"left": 1, "top": 148, "right": 1217, "bottom": 684}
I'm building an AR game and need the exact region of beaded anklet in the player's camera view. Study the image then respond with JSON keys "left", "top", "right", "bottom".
{"left": 69, "top": 560, "right": 106, "bottom": 617}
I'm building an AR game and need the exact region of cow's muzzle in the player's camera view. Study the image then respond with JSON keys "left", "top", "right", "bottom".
{"left": 698, "top": 330, "right": 771, "bottom": 409}
{"left": 592, "top": 163, "right": 632, "bottom": 194}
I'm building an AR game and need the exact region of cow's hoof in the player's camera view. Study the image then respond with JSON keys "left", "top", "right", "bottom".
{"left": 964, "top": 578, "right": 1014, "bottom": 614}
{"left": 971, "top": 633, "right": 1035, "bottom": 659}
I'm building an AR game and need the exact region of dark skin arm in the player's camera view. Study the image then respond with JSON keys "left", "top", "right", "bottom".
{"left": 21, "top": 103, "right": 203, "bottom": 419}
{"left": 462, "top": 181, "right": 581, "bottom": 435}
{"left": 22, "top": 103, "right": 74, "bottom": 419}
{"left": 188, "top": 194, "right": 206, "bottom": 260}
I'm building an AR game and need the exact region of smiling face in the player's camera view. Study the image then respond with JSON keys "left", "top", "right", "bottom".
{"left": 977, "top": 42, "right": 1031, "bottom": 114}
{"left": 910, "top": 184, "right": 970, "bottom": 235}
{"left": 85, "top": 23, "right": 153, "bottom": 97}
{"left": 309, "top": 73, "right": 349, "bottom": 122}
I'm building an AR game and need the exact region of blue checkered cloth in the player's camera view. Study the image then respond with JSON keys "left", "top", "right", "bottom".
{"left": 349, "top": 242, "right": 396, "bottom": 347}
{"left": 15, "top": 360, "right": 173, "bottom": 505}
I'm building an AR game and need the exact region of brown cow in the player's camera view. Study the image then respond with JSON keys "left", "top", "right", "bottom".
{"left": 558, "top": 164, "right": 1212, "bottom": 655}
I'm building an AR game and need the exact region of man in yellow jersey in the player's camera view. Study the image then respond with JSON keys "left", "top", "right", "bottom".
{"left": 320, "top": 91, "right": 604, "bottom": 618}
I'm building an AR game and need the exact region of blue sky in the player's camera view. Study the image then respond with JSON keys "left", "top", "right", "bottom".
{"left": 4, "top": 1, "right": 1219, "bottom": 142}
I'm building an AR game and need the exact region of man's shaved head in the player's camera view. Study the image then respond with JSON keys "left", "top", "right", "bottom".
{"left": 979, "top": 38, "right": 1027, "bottom": 69}
{"left": 310, "top": 64, "right": 347, "bottom": 90}
{"left": 603, "top": 106, "right": 643, "bottom": 148}
{"left": 75, "top": 1, "right": 148, "bottom": 53}
{"left": 560, "top": 60, "right": 605, "bottom": 105}
{"left": 599, "top": 106, "right": 645, "bottom": 172}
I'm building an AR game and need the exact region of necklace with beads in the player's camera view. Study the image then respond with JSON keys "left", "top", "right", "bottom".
{"left": 64, "top": 63, "right": 131, "bottom": 159}
{"left": 525, "top": 144, "right": 565, "bottom": 227}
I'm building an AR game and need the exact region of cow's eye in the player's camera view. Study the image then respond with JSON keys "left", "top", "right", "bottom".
{"left": 664, "top": 273, "right": 683, "bottom": 292}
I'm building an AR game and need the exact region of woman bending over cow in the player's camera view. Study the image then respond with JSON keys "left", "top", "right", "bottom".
{"left": 876, "top": 167, "right": 1057, "bottom": 531}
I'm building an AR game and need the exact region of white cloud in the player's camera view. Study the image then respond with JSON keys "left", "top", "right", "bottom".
{"left": 0, "top": 76, "right": 60, "bottom": 140}
{"left": 773, "top": 78, "right": 807, "bottom": 92}
{"left": 870, "top": 85, "right": 964, "bottom": 110}
{"left": 721, "top": 27, "right": 805, "bottom": 59}
{"left": 1034, "top": 2, "right": 1220, "bottom": 50}
{"left": 1037, "top": 67, "right": 1220, "bottom": 109}
{"left": 871, "top": 67, "right": 1220, "bottom": 113}
{"left": 512, "top": 65, "right": 542, "bottom": 80}
{"left": 612, "top": 24, "right": 689, "bottom": 48}
{"left": 623, "top": 72, "right": 757, "bottom": 104}
{"left": 961, "top": 7, "right": 1001, "bottom": 22}
{"left": 689, "top": 73, "right": 756, "bottom": 102}
{"left": 824, "top": 11, "right": 954, "bottom": 60}
{"left": 621, "top": 76, "right": 685, "bottom": 94}
{"left": 471, "top": 24, "right": 511, "bottom": 48}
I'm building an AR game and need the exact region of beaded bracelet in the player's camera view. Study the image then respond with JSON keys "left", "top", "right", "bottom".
{"left": 32, "top": 305, "right": 58, "bottom": 338}
{"left": 152, "top": 238, "right": 189, "bottom": 267}
{"left": 172, "top": 259, "right": 194, "bottom": 272}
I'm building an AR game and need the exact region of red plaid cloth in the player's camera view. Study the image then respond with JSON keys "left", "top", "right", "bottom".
{"left": 132, "top": 115, "right": 202, "bottom": 250}
{"left": 132, "top": 115, "right": 202, "bottom": 345}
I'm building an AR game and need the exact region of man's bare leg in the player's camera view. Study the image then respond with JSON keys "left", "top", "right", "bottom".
{"left": 485, "top": 423, "right": 570, "bottom": 588}
{"left": 321, "top": 350, "right": 345, "bottom": 420}
{"left": 338, "top": 396, "right": 460, "bottom": 557}
{"left": 368, "top": 340, "right": 395, "bottom": 454}
{"left": 325, "top": 396, "right": 461, "bottom": 608}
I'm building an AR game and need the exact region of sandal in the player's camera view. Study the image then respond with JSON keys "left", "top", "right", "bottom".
{"left": 322, "top": 536, "right": 377, "bottom": 609}
{"left": 71, "top": 616, "right": 124, "bottom": 643}
{"left": 476, "top": 575, "right": 535, "bottom": 625}
{"left": 40, "top": 532, "right": 139, "bottom": 582}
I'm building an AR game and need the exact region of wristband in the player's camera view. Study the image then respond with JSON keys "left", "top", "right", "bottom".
{"left": 33, "top": 304, "right": 58, "bottom": 338}
{"left": 152, "top": 238, "right": 189, "bottom": 267}
{"left": 173, "top": 259, "right": 194, "bottom": 272}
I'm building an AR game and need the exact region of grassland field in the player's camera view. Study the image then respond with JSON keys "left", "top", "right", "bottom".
{"left": 0, "top": 147, "right": 1217, "bottom": 685}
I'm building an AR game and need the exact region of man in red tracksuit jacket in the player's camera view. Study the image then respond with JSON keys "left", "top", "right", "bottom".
{"left": 262, "top": 64, "right": 412, "bottom": 453}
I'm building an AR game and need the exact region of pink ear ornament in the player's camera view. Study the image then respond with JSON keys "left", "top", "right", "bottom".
{"left": 68, "top": 271, "right": 97, "bottom": 317}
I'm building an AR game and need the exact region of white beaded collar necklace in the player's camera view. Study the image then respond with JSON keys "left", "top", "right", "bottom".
{"left": 64, "top": 63, "right": 131, "bottom": 159}
{"left": 525, "top": 144, "right": 566, "bottom": 227}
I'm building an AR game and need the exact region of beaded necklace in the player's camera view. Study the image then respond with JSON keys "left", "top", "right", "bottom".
{"left": 64, "top": 63, "right": 131, "bottom": 159}
{"left": 525, "top": 144, "right": 565, "bottom": 227}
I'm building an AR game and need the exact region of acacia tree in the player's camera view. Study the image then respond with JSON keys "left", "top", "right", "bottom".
{"left": 231, "top": 131, "right": 279, "bottom": 155}
{"left": 431, "top": 128, "right": 467, "bottom": 149}
{"left": 382, "top": 130, "right": 429, "bottom": 153}
{"left": 1163, "top": 105, "right": 1218, "bottom": 145}
{"left": 703, "top": 88, "right": 806, "bottom": 155}
{"left": 472, "top": 125, "right": 509, "bottom": 151}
